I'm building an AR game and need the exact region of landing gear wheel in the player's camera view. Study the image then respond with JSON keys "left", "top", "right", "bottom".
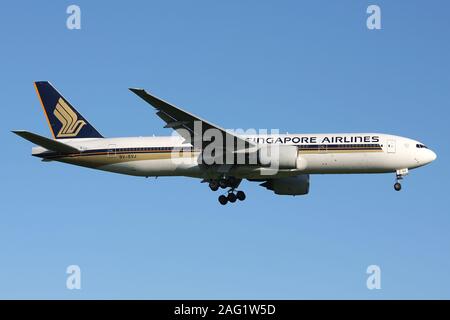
{"left": 209, "top": 181, "right": 219, "bottom": 191}
{"left": 236, "top": 191, "right": 246, "bottom": 201}
{"left": 219, "top": 179, "right": 228, "bottom": 189}
{"left": 394, "top": 169, "right": 407, "bottom": 192}
{"left": 227, "top": 192, "right": 237, "bottom": 203}
{"left": 218, "top": 195, "right": 228, "bottom": 205}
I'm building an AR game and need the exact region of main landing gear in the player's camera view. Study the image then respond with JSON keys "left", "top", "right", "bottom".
{"left": 207, "top": 177, "right": 246, "bottom": 205}
{"left": 218, "top": 190, "right": 246, "bottom": 205}
{"left": 394, "top": 168, "right": 408, "bottom": 191}
{"left": 209, "top": 180, "right": 219, "bottom": 191}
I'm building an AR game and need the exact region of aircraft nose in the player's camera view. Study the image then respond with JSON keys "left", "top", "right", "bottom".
{"left": 425, "top": 149, "right": 437, "bottom": 164}
{"left": 429, "top": 149, "right": 437, "bottom": 162}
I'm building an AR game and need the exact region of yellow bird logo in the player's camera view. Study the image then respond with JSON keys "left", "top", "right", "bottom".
{"left": 53, "top": 98, "right": 86, "bottom": 138}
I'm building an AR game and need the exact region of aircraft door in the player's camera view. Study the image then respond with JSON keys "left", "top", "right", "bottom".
{"left": 107, "top": 144, "right": 117, "bottom": 157}
{"left": 387, "top": 140, "right": 396, "bottom": 153}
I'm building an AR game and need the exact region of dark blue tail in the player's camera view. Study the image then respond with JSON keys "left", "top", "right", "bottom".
{"left": 34, "top": 81, "right": 103, "bottom": 139}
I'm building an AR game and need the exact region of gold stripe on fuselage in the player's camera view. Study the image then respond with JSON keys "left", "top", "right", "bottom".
{"left": 299, "top": 149, "right": 383, "bottom": 154}
{"left": 51, "top": 148, "right": 383, "bottom": 168}
{"left": 56, "top": 151, "right": 199, "bottom": 168}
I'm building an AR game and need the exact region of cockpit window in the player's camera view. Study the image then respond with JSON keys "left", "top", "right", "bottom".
{"left": 416, "top": 144, "right": 428, "bottom": 149}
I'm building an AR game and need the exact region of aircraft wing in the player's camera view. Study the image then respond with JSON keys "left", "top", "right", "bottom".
{"left": 129, "top": 88, "right": 254, "bottom": 150}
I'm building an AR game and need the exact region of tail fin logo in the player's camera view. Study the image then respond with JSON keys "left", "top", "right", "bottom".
{"left": 53, "top": 98, "right": 86, "bottom": 138}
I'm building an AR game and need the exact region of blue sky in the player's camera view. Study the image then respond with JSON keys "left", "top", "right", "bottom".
{"left": 0, "top": 0, "right": 449, "bottom": 299}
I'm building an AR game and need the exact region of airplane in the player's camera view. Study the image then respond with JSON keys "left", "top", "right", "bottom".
{"left": 13, "top": 81, "right": 437, "bottom": 205}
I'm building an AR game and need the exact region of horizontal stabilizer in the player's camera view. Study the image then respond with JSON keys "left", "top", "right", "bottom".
{"left": 12, "top": 130, "right": 79, "bottom": 153}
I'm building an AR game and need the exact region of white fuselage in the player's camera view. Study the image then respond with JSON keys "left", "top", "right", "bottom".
{"left": 32, "top": 133, "right": 437, "bottom": 180}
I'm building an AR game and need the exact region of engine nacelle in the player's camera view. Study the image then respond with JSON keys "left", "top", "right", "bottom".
{"left": 258, "top": 145, "right": 305, "bottom": 169}
{"left": 261, "top": 174, "right": 310, "bottom": 195}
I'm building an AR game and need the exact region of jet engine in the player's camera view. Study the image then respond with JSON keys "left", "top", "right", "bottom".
{"left": 258, "top": 145, "right": 306, "bottom": 170}
{"left": 260, "top": 174, "right": 310, "bottom": 195}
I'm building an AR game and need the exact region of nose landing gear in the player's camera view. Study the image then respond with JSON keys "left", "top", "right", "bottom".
{"left": 394, "top": 168, "right": 408, "bottom": 191}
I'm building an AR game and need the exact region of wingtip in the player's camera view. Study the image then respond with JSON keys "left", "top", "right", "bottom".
{"left": 11, "top": 130, "right": 29, "bottom": 138}
{"left": 129, "top": 87, "right": 144, "bottom": 92}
